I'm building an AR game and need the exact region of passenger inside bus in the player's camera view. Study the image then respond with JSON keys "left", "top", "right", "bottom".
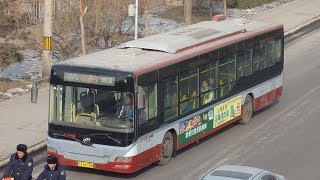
{"left": 164, "top": 82, "right": 178, "bottom": 121}
{"left": 201, "top": 80, "right": 213, "bottom": 105}
{"left": 209, "top": 77, "right": 216, "bottom": 88}
{"left": 116, "top": 93, "right": 134, "bottom": 120}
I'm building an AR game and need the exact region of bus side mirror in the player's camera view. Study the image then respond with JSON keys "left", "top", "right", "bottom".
{"left": 137, "top": 86, "right": 146, "bottom": 109}
{"left": 31, "top": 82, "right": 39, "bottom": 104}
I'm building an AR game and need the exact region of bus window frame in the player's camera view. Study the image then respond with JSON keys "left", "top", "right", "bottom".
{"left": 137, "top": 70, "right": 159, "bottom": 136}
{"left": 199, "top": 51, "right": 218, "bottom": 106}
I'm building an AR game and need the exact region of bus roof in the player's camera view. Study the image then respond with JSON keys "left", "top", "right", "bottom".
{"left": 57, "top": 18, "right": 282, "bottom": 76}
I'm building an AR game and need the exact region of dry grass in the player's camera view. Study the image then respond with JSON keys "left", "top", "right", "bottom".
{"left": 227, "top": 0, "right": 277, "bottom": 9}
{"left": 0, "top": 79, "right": 28, "bottom": 92}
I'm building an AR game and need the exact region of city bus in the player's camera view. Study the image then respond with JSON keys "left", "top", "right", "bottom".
{"left": 33, "top": 15, "right": 284, "bottom": 173}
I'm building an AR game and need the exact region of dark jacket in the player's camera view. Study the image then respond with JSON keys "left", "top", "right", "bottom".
{"left": 36, "top": 164, "right": 66, "bottom": 180}
{"left": 2, "top": 153, "right": 33, "bottom": 180}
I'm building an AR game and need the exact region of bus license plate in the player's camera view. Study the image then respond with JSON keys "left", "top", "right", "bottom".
{"left": 77, "top": 161, "right": 94, "bottom": 168}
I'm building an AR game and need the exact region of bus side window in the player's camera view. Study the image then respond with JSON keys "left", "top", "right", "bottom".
{"left": 259, "top": 35, "right": 268, "bottom": 69}
{"left": 139, "top": 84, "right": 158, "bottom": 124}
{"left": 274, "top": 29, "right": 283, "bottom": 63}
{"left": 267, "top": 32, "right": 276, "bottom": 66}
{"left": 137, "top": 71, "right": 158, "bottom": 136}
{"left": 236, "top": 41, "right": 246, "bottom": 79}
{"left": 267, "top": 29, "right": 283, "bottom": 66}
{"left": 199, "top": 54, "right": 218, "bottom": 106}
{"left": 245, "top": 39, "right": 253, "bottom": 75}
{"left": 163, "top": 76, "right": 178, "bottom": 122}
{"left": 253, "top": 34, "right": 268, "bottom": 71}
{"left": 219, "top": 44, "right": 236, "bottom": 97}
{"left": 179, "top": 69, "right": 199, "bottom": 115}
{"left": 252, "top": 38, "right": 260, "bottom": 72}
{"left": 209, "top": 62, "right": 218, "bottom": 100}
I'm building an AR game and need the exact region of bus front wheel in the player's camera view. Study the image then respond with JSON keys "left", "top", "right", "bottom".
{"left": 240, "top": 95, "right": 253, "bottom": 124}
{"left": 158, "top": 131, "right": 174, "bottom": 166}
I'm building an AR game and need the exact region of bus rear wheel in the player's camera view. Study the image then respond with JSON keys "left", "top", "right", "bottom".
{"left": 158, "top": 131, "right": 174, "bottom": 166}
{"left": 240, "top": 95, "right": 253, "bottom": 124}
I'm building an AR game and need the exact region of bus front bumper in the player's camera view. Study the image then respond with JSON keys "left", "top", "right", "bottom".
{"left": 48, "top": 144, "right": 162, "bottom": 173}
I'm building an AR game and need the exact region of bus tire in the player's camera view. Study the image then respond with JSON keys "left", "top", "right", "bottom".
{"left": 158, "top": 131, "right": 174, "bottom": 166}
{"left": 239, "top": 95, "right": 253, "bottom": 124}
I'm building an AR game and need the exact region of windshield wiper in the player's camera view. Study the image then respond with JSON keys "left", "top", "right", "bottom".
{"left": 52, "top": 132, "right": 94, "bottom": 147}
{"left": 86, "top": 133, "right": 122, "bottom": 144}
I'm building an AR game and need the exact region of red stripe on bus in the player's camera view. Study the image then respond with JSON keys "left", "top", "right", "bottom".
{"left": 49, "top": 144, "right": 161, "bottom": 173}
{"left": 254, "top": 86, "right": 283, "bottom": 111}
{"left": 133, "top": 24, "right": 283, "bottom": 76}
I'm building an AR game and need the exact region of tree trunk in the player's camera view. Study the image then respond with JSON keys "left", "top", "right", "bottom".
{"left": 144, "top": 0, "right": 150, "bottom": 37}
{"left": 224, "top": 0, "right": 227, "bottom": 17}
{"left": 79, "top": 0, "right": 86, "bottom": 55}
{"left": 197, "top": 0, "right": 201, "bottom": 12}
{"left": 184, "top": 0, "right": 192, "bottom": 25}
{"left": 208, "top": 0, "right": 214, "bottom": 19}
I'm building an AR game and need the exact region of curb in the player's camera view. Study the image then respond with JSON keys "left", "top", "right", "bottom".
{"left": 0, "top": 140, "right": 47, "bottom": 169}
{"left": 284, "top": 15, "right": 320, "bottom": 37}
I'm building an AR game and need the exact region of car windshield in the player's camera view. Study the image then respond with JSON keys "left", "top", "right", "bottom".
{"left": 49, "top": 85, "right": 134, "bottom": 133}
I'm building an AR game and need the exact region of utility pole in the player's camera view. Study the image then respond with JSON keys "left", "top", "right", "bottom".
{"left": 135, "top": 0, "right": 139, "bottom": 40}
{"left": 224, "top": 0, "right": 227, "bottom": 17}
{"left": 79, "top": 0, "right": 86, "bottom": 55}
{"left": 144, "top": 0, "right": 150, "bottom": 37}
{"left": 42, "top": 0, "right": 53, "bottom": 77}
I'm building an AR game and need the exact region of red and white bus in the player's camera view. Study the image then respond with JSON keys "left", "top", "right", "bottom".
{"left": 41, "top": 16, "right": 283, "bottom": 173}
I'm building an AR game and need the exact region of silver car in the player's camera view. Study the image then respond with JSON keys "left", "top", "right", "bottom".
{"left": 200, "top": 165, "right": 287, "bottom": 180}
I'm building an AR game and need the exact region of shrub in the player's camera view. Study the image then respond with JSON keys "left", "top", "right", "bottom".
{"left": 227, "top": 0, "right": 277, "bottom": 9}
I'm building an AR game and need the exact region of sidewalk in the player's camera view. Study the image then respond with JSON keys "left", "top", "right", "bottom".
{"left": 0, "top": 89, "right": 48, "bottom": 166}
{"left": 0, "top": 0, "right": 320, "bottom": 168}
{"left": 250, "top": 0, "right": 320, "bottom": 33}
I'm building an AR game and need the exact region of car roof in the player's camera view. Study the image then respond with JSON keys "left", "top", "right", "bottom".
{"left": 201, "top": 165, "right": 265, "bottom": 180}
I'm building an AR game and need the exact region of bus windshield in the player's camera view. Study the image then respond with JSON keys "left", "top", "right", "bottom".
{"left": 49, "top": 85, "right": 134, "bottom": 133}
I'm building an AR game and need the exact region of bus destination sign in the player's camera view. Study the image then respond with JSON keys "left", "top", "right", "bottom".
{"left": 64, "top": 72, "right": 115, "bottom": 86}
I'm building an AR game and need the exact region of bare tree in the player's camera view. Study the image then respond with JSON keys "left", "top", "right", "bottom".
{"left": 223, "top": 0, "right": 227, "bottom": 16}
{"left": 2, "top": 0, "right": 141, "bottom": 59}
{"left": 142, "top": 0, "right": 151, "bottom": 36}
{"left": 208, "top": 0, "right": 220, "bottom": 19}
{"left": 184, "top": 0, "right": 192, "bottom": 25}
{"left": 79, "top": 0, "right": 86, "bottom": 55}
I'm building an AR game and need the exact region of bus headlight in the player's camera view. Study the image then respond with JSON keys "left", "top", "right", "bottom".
{"left": 115, "top": 156, "right": 132, "bottom": 162}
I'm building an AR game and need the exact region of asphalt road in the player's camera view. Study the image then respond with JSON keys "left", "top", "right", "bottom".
{"left": 2, "top": 29, "right": 320, "bottom": 180}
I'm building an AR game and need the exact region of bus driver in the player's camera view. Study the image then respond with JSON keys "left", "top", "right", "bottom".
{"left": 116, "top": 94, "right": 134, "bottom": 120}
